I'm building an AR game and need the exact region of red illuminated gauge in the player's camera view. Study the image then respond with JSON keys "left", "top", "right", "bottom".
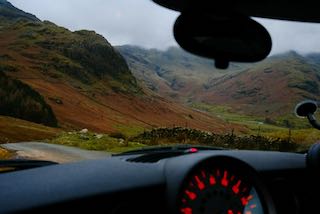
{"left": 178, "top": 161, "right": 265, "bottom": 214}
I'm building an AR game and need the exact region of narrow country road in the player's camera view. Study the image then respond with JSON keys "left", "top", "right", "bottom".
{"left": 1, "top": 142, "right": 110, "bottom": 163}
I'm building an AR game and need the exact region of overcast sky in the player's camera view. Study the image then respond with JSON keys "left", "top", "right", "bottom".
{"left": 8, "top": 0, "right": 320, "bottom": 54}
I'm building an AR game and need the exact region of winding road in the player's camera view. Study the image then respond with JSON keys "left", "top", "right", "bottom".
{"left": 1, "top": 142, "right": 110, "bottom": 163}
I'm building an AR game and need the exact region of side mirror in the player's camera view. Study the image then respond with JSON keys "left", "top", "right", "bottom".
{"left": 173, "top": 12, "right": 272, "bottom": 69}
{"left": 295, "top": 100, "right": 320, "bottom": 130}
{"left": 295, "top": 100, "right": 318, "bottom": 118}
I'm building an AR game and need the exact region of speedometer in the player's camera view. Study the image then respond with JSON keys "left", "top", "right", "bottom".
{"left": 178, "top": 157, "right": 266, "bottom": 214}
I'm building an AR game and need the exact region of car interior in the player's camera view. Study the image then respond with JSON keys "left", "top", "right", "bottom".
{"left": 1, "top": 0, "right": 320, "bottom": 214}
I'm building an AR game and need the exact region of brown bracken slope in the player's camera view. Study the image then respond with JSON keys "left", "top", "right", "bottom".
{"left": 0, "top": 1, "right": 243, "bottom": 135}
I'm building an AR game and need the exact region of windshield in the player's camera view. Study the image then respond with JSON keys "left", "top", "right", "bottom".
{"left": 1, "top": 0, "right": 320, "bottom": 163}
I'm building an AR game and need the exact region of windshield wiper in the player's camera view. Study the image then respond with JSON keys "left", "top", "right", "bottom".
{"left": 0, "top": 159, "right": 57, "bottom": 173}
{"left": 113, "top": 144, "right": 226, "bottom": 156}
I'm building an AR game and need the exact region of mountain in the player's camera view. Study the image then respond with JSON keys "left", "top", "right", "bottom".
{"left": 0, "top": 19, "right": 140, "bottom": 92}
{"left": 198, "top": 51, "right": 320, "bottom": 116}
{"left": 0, "top": 0, "right": 39, "bottom": 22}
{"left": 0, "top": 2, "right": 237, "bottom": 135}
{"left": 118, "top": 46, "right": 320, "bottom": 119}
{"left": 306, "top": 53, "right": 320, "bottom": 66}
{"left": 117, "top": 45, "right": 247, "bottom": 101}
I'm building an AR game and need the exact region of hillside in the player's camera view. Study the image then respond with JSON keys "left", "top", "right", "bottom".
{"left": 0, "top": 1, "right": 238, "bottom": 137}
{"left": 0, "top": 20, "right": 140, "bottom": 93}
{"left": 0, "top": 116, "right": 59, "bottom": 143}
{"left": 117, "top": 45, "right": 247, "bottom": 101}
{"left": 0, "top": 0, "right": 39, "bottom": 22}
{"left": 118, "top": 46, "right": 320, "bottom": 120}
{"left": 198, "top": 51, "right": 320, "bottom": 116}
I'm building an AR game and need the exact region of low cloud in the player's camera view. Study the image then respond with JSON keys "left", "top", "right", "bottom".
{"left": 9, "top": 0, "right": 320, "bottom": 54}
{"left": 10, "top": 0, "right": 179, "bottom": 49}
{"left": 257, "top": 18, "right": 320, "bottom": 54}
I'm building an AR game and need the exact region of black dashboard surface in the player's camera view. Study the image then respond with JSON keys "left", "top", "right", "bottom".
{"left": 0, "top": 150, "right": 318, "bottom": 214}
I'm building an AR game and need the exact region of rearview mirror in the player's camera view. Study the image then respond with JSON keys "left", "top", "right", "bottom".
{"left": 173, "top": 12, "right": 272, "bottom": 69}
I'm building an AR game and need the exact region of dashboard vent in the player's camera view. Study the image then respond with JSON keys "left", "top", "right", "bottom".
{"left": 126, "top": 152, "right": 184, "bottom": 163}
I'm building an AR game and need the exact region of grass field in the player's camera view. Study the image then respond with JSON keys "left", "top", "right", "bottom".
{"left": 1, "top": 103, "right": 319, "bottom": 155}
{"left": 112, "top": 124, "right": 146, "bottom": 138}
{"left": 48, "top": 131, "right": 146, "bottom": 153}
{"left": 191, "top": 102, "right": 320, "bottom": 148}
{"left": 0, "top": 116, "right": 146, "bottom": 154}
{"left": 191, "top": 103, "right": 286, "bottom": 132}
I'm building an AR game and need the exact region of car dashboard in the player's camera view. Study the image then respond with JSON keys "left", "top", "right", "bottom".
{"left": 0, "top": 148, "right": 318, "bottom": 214}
